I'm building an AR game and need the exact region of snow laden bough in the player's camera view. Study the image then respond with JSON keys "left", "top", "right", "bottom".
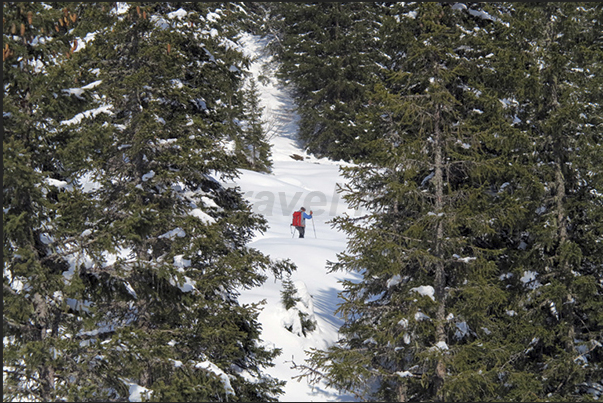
{"left": 280, "top": 277, "right": 318, "bottom": 338}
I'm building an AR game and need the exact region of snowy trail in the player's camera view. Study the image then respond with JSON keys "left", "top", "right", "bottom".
{"left": 222, "top": 33, "right": 362, "bottom": 401}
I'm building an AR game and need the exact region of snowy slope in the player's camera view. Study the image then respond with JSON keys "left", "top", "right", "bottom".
{"left": 222, "top": 33, "right": 363, "bottom": 402}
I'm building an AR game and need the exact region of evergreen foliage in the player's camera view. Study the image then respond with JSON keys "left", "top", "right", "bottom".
{"left": 3, "top": 3, "right": 111, "bottom": 401}
{"left": 4, "top": 2, "right": 602, "bottom": 402}
{"left": 239, "top": 78, "right": 273, "bottom": 172}
{"left": 292, "top": 2, "right": 603, "bottom": 402}
{"left": 280, "top": 275, "right": 316, "bottom": 337}
{"left": 3, "top": 3, "right": 293, "bottom": 401}
{"left": 281, "top": 274, "right": 302, "bottom": 311}
{"left": 268, "top": 2, "right": 387, "bottom": 161}
{"left": 487, "top": 4, "right": 603, "bottom": 400}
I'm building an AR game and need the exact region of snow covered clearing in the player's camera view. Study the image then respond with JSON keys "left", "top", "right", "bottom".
{"left": 222, "top": 33, "right": 364, "bottom": 401}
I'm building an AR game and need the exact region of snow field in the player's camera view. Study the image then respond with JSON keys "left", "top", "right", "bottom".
{"left": 222, "top": 33, "right": 363, "bottom": 401}
{"left": 230, "top": 160, "right": 362, "bottom": 402}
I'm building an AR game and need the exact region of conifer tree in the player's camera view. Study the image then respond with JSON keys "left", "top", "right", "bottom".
{"left": 269, "top": 2, "right": 386, "bottom": 161}
{"left": 65, "top": 3, "right": 289, "bottom": 401}
{"left": 292, "top": 3, "right": 533, "bottom": 401}
{"left": 487, "top": 3, "right": 603, "bottom": 400}
{"left": 240, "top": 77, "right": 272, "bottom": 172}
{"left": 3, "top": 3, "right": 113, "bottom": 401}
{"left": 288, "top": 2, "right": 602, "bottom": 401}
{"left": 4, "top": 2, "right": 293, "bottom": 401}
{"left": 280, "top": 275, "right": 316, "bottom": 337}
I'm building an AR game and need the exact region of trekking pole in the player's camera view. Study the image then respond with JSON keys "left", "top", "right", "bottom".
{"left": 312, "top": 217, "right": 317, "bottom": 238}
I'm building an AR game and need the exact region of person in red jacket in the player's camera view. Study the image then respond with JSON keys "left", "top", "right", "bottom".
{"left": 293, "top": 207, "right": 313, "bottom": 238}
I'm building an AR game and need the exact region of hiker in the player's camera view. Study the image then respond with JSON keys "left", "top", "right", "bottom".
{"left": 292, "top": 207, "right": 313, "bottom": 238}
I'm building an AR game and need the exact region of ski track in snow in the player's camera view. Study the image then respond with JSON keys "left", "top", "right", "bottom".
{"left": 223, "top": 33, "right": 363, "bottom": 402}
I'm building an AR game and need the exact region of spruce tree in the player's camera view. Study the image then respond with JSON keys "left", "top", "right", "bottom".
{"left": 488, "top": 3, "right": 603, "bottom": 400}
{"left": 4, "top": 3, "right": 294, "bottom": 401}
{"left": 3, "top": 3, "right": 113, "bottom": 401}
{"left": 293, "top": 3, "right": 533, "bottom": 401}
{"left": 66, "top": 3, "right": 289, "bottom": 400}
{"left": 240, "top": 77, "right": 272, "bottom": 172}
{"left": 289, "top": 2, "right": 603, "bottom": 401}
{"left": 269, "top": 2, "right": 386, "bottom": 161}
{"left": 280, "top": 275, "right": 316, "bottom": 337}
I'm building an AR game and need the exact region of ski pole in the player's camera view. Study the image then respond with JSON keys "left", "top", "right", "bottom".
{"left": 312, "top": 217, "right": 317, "bottom": 238}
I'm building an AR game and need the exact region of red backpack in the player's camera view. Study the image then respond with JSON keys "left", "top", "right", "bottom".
{"left": 292, "top": 211, "right": 302, "bottom": 227}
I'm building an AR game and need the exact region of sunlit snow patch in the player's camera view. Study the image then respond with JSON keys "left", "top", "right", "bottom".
{"left": 410, "top": 285, "right": 435, "bottom": 301}
{"left": 194, "top": 360, "right": 235, "bottom": 396}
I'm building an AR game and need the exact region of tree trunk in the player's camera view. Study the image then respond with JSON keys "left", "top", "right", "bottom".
{"left": 34, "top": 293, "right": 55, "bottom": 401}
{"left": 252, "top": 143, "right": 257, "bottom": 168}
{"left": 397, "top": 381, "right": 408, "bottom": 402}
{"left": 433, "top": 104, "right": 447, "bottom": 400}
{"left": 555, "top": 158, "right": 576, "bottom": 353}
{"left": 542, "top": 6, "right": 575, "bottom": 356}
{"left": 555, "top": 161, "right": 567, "bottom": 244}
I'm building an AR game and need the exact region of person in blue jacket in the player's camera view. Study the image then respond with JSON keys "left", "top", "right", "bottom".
{"left": 296, "top": 207, "right": 313, "bottom": 238}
